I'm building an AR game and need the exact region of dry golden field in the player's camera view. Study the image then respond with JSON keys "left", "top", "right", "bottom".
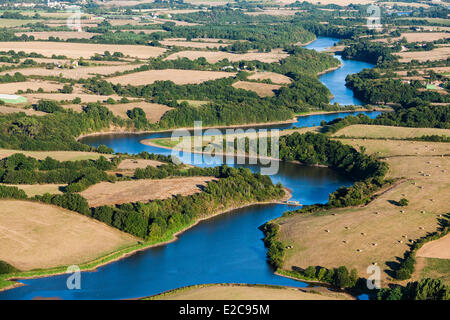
{"left": 332, "top": 124, "right": 450, "bottom": 139}
{"left": 23, "top": 93, "right": 124, "bottom": 104}
{"left": 396, "top": 47, "right": 450, "bottom": 62}
{"left": 0, "top": 42, "right": 166, "bottom": 59}
{"left": 117, "top": 159, "right": 165, "bottom": 170}
{"left": 0, "top": 106, "right": 45, "bottom": 116}
{"left": 1, "top": 64, "right": 142, "bottom": 79}
{"left": 14, "top": 31, "right": 100, "bottom": 40}
{"left": 399, "top": 32, "right": 448, "bottom": 42}
{"left": 414, "top": 257, "right": 450, "bottom": 284}
{"left": 0, "top": 200, "right": 137, "bottom": 270}
{"left": 0, "top": 149, "right": 110, "bottom": 161}
{"left": 80, "top": 176, "right": 216, "bottom": 207}
{"left": 151, "top": 284, "right": 352, "bottom": 300}
{"left": 0, "top": 183, "right": 63, "bottom": 197}
{"left": 379, "top": 2, "right": 431, "bottom": 8}
{"left": 107, "top": 69, "right": 235, "bottom": 85}
{"left": 277, "top": 137, "right": 450, "bottom": 285}
{"left": 232, "top": 81, "right": 281, "bottom": 97}
{"left": 275, "top": 0, "right": 374, "bottom": 5}
{"left": 0, "top": 80, "right": 63, "bottom": 94}
{"left": 96, "top": 102, "right": 172, "bottom": 123}
{"left": 245, "top": 9, "right": 303, "bottom": 16}
{"left": 247, "top": 72, "right": 292, "bottom": 84}
{"left": 165, "top": 50, "right": 289, "bottom": 63}
{"left": 160, "top": 39, "right": 229, "bottom": 48}
{"left": 417, "top": 234, "right": 450, "bottom": 260}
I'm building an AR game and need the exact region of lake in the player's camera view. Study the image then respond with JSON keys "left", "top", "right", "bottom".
{"left": 0, "top": 37, "right": 377, "bottom": 300}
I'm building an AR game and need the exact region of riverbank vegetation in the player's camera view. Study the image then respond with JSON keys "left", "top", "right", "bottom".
{"left": 266, "top": 131, "right": 449, "bottom": 297}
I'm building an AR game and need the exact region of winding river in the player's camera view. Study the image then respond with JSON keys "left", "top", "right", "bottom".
{"left": 0, "top": 37, "right": 378, "bottom": 300}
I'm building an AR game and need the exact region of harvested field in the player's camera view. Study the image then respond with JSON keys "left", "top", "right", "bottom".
{"left": 277, "top": 137, "right": 449, "bottom": 285}
{"left": 154, "top": 18, "right": 199, "bottom": 26}
{"left": 399, "top": 32, "right": 448, "bottom": 43}
{"left": 160, "top": 39, "right": 228, "bottom": 48}
{"left": 417, "top": 234, "right": 450, "bottom": 260}
{"left": 0, "top": 42, "right": 166, "bottom": 59}
{"left": 245, "top": 9, "right": 302, "bottom": 16}
{"left": 0, "top": 19, "right": 38, "bottom": 27}
{"left": 0, "top": 183, "right": 63, "bottom": 197}
{"left": 394, "top": 66, "right": 450, "bottom": 76}
{"left": 395, "top": 47, "right": 450, "bottom": 62}
{"left": 414, "top": 257, "right": 450, "bottom": 284}
{"left": 152, "top": 284, "right": 352, "bottom": 300}
{"left": 247, "top": 71, "right": 292, "bottom": 84}
{"left": 123, "top": 29, "right": 166, "bottom": 34}
{"left": 379, "top": 2, "right": 430, "bottom": 8}
{"left": 0, "top": 149, "right": 110, "bottom": 161}
{"left": 107, "top": 69, "right": 235, "bottom": 85}
{"left": 117, "top": 159, "right": 165, "bottom": 170}
{"left": 0, "top": 80, "right": 63, "bottom": 94}
{"left": 232, "top": 81, "right": 281, "bottom": 97}
{"left": 23, "top": 93, "right": 123, "bottom": 104}
{"left": 165, "top": 50, "right": 289, "bottom": 63}
{"left": 102, "top": 102, "right": 172, "bottom": 123}
{"left": 80, "top": 176, "right": 217, "bottom": 207}
{"left": 275, "top": 0, "right": 374, "bottom": 5}
{"left": 14, "top": 31, "right": 100, "bottom": 40}
{"left": 0, "top": 106, "right": 45, "bottom": 116}
{"left": 332, "top": 125, "right": 450, "bottom": 140}
{"left": 0, "top": 64, "right": 142, "bottom": 79}
{"left": 108, "top": 19, "right": 156, "bottom": 26}
{"left": 335, "top": 139, "right": 450, "bottom": 158}
{"left": 0, "top": 200, "right": 137, "bottom": 270}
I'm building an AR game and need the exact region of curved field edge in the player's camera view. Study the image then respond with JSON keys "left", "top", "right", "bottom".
{"left": 0, "top": 193, "right": 290, "bottom": 293}
{"left": 143, "top": 283, "right": 353, "bottom": 300}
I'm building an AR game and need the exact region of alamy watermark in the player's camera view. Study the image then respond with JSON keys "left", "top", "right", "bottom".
{"left": 66, "top": 265, "right": 81, "bottom": 290}
{"left": 366, "top": 264, "right": 381, "bottom": 290}
{"left": 170, "top": 121, "right": 280, "bottom": 175}
{"left": 366, "top": 5, "right": 382, "bottom": 31}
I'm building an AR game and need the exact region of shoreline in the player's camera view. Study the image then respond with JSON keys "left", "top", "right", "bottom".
{"left": 76, "top": 108, "right": 386, "bottom": 141}
{"left": 0, "top": 189, "right": 292, "bottom": 293}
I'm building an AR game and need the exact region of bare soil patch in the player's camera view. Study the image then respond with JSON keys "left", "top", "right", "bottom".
{"left": 80, "top": 176, "right": 217, "bottom": 207}
{"left": 107, "top": 69, "right": 235, "bottom": 85}
{"left": 0, "top": 200, "right": 137, "bottom": 271}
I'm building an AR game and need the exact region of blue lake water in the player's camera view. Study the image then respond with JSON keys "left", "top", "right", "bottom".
{"left": 305, "top": 37, "right": 374, "bottom": 106}
{"left": 0, "top": 37, "right": 379, "bottom": 300}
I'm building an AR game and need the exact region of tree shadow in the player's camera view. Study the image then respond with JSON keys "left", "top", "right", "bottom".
{"left": 387, "top": 199, "right": 401, "bottom": 206}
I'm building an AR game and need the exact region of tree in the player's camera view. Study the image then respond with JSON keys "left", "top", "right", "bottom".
{"left": 34, "top": 100, "right": 63, "bottom": 113}
{"left": 334, "top": 266, "right": 351, "bottom": 288}
{"left": 304, "top": 266, "right": 316, "bottom": 279}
